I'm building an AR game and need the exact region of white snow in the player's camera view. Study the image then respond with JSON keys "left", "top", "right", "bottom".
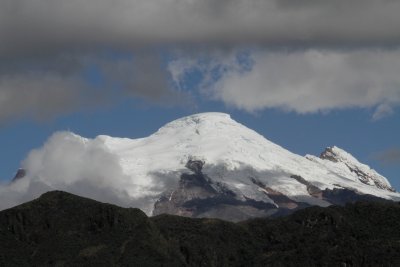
{"left": 322, "top": 146, "right": 391, "bottom": 189}
{"left": 96, "top": 112, "right": 400, "bottom": 209}
{"left": 2, "top": 112, "right": 399, "bottom": 214}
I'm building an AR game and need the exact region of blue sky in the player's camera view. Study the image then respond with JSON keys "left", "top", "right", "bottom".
{"left": 1, "top": 92, "right": 399, "bottom": 189}
{"left": 1, "top": 0, "right": 400, "bottom": 192}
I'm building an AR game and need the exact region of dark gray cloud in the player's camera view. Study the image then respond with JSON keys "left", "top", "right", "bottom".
{"left": 375, "top": 148, "right": 400, "bottom": 165}
{"left": 0, "top": 51, "right": 185, "bottom": 122}
{"left": 0, "top": 73, "right": 83, "bottom": 122}
{"left": 2, "top": 0, "right": 400, "bottom": 121}
{"left": 96, "top": 52, "right": 188, "bottom": 105}
{"left": 2, "top": 0, "right": 400, "bottom": 56}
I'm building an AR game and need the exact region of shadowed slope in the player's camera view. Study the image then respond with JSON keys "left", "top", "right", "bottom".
{"left": 0, "top": 191, "right": 184, "bottom": 266}
{"left": 1, "top": 191, "right": 400, "bottom": 266}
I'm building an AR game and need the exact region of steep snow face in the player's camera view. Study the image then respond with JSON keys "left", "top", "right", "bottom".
{"left": 101, "top": 112, "right": 299, "bottom": 179}
{"left": 318, "top": 146, "right": 394, "bottom": 192}
{"left": 5, "top": 112, "right": 400, "bottom": 215}
{"left": 98, "top": 113, "right": 399, "bottom": 209}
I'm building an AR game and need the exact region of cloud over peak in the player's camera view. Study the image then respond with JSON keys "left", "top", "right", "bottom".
{"left": 1, "top": 0, "right": 400, "bottom": 121}
{"left": 0, "top": 131, "right": 164, "bottom": 212}
{"left": 2, "top": 0, "right": 400, "bottom": 54}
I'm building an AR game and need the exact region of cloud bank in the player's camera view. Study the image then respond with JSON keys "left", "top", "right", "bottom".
{"left": 0, "top": 132, "right": 176, "bottom": 213}
{"left": 170, "top": 49, "right": 400, "bottom": 116}
{"left": 0, "top": 52, "right": 186, "bottom": 123}
{"left": 0, "top": 73, "right": 83, "bottom": 122}
{"left": 2, "top": 0, "right": 400, "bottom": 55}
{"left": 1, "top": 0, "right": 400, "bottom": 121}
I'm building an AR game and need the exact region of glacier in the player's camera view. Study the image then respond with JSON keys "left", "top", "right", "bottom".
{"left": 2, "top": 112, "right": 399, "bottom": 220}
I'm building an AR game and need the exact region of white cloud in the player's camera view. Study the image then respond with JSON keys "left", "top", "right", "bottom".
{"left": 0, "top": 132, "right": 172, "bottom": 213}
{"left": 170, "top": 49, "right": 400, "bottom": 117}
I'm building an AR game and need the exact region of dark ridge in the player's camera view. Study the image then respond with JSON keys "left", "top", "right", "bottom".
{"left": 0, "top": 191, "right": 184, "bottom": 266}
{"left": 154, "top": 162, "right": 278, "bottom": 221}
{"left": 1, "top": 191, "right": 400, "bottom": 266}
{"left": 321, "top": 187, "right": 392, "bottom": 206}
{"left": 320, "top": 147, "right": 339, "bottom": 162}
{"left": 251, "top": 176, "right": 311, "bottom": 210}
{"left": 11, "top": 168, "right": 26, "bottom": 182}
{"left": 182, "top": 195, "right": 277, "bottom": 214}
{"left": 185, "top": 160, "right": 205, "bottom": 174}
{"left": 319, "top": 147, "right": 395, "bottom": 192}
{"left": 290, "top": 174, "right": 323, "bottom": 197}
{"left": 154, "top": 162, "right": 395, "bottom": 222}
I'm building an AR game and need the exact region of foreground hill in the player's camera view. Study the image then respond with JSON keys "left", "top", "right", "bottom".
{"left": 3, "top": 113, "right": 399, "bottom": 222}
{"left": 1, "top": 191, "right": 400, "bottom": 266}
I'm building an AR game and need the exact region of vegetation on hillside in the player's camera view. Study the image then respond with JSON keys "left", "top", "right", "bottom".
{"left": 1, "top": 191, "right": 399, "bottom": 266}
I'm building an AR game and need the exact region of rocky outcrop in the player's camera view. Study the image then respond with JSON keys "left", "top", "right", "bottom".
{"left": 11, "top": 169, "right": 26, "bottom": 182}
{"left": 290, "top": 175, "right": 323, "bottom": 198}
{"left": 153, "top": 160, "right": 278, "bottom": 222}
{"left": 320, "top": 147, "right": 395, "bottom": 192}
{"left": 153, "top": 160, "right": 394, "bottom": 222}
{"left": 5, "top": 113, "right": 398, "bottom": 220}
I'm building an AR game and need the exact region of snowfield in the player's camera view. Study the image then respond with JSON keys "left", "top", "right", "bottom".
{"left": 2, "top": 112, "right": 399, "bottom": 214}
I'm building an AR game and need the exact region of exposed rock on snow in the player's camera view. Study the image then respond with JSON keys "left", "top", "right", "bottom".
{"left": 2, "top": 112, "right": 399, "bottom": 221}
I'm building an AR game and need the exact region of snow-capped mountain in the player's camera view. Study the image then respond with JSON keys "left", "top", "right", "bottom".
{"left": 5, "top": 112, "right": 400, "bottom": 221}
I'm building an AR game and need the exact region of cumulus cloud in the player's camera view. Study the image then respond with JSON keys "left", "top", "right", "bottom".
{"left": 170, "top": 49, "right": 400, "bottom": 115}
{"left": 0, "top": 132, "right": 178, "bottom": 213}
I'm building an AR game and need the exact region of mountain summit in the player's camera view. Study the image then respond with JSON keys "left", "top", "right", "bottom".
{"left": 4, "top": 112, "right": 399, "bottom": 221}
